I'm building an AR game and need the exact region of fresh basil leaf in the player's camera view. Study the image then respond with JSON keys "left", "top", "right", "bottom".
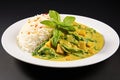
{"left": 63, "top": 16, "right": 75, "bottom": 25}
{"left": 57, "top": 24, "right": 75, "bottom": 31}
{"left": 49, "top": 10, "right": 61, "bottom": 22}
{"left": 51, "top": 29, "right": 62, "bottom": 48}
{"left": 40, "top": 20, "right": 56, "bottom": 28}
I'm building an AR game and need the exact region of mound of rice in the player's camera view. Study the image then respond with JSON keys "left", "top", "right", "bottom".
{"left": 17, "top": 14, "right": 53, "bottom": 52}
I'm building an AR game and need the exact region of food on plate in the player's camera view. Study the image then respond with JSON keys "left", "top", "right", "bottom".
{"left": 17, "top": 14, "right": 53, "bottom": 52}
{"left": 17, "top": 10, "right": 104, "bottom": 61}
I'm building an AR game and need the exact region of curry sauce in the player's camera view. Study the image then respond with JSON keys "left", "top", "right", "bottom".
{"left": 33, "top": 22, "right": 104, "bottom": 61}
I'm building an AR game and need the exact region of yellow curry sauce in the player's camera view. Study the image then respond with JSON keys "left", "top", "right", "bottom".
{"left": 33, "top": 22, "right": 104, "bottom": 61}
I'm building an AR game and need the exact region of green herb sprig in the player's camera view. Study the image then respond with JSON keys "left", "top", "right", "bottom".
{"left": 41, "top": 10, "right": 76, "bottom": 48}
{"left": 41, "top": 10, "right": 75, "bottom": 31}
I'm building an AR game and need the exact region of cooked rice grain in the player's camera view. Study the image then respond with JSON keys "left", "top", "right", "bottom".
{"left": 17, "top": 14, "right": 53, "bottom": 52}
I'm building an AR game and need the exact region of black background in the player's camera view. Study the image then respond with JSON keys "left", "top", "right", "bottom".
{"left": 0, "top": 0, "right": 120, "bottom": 80}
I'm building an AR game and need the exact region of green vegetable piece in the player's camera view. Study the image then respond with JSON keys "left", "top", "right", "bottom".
{"left": 93, "top": 30, "right": 96, "bottom": 33}
{"left": 40, "top": 20, "right": 56, "bottom": 28}
{"left": 38, "top": 47, "right": 59, "bottom": 59}
{"left": 61, "top": 44, "right": 84, "bottom": 57}
{"left": 32, "top": 40, "right": 47, "bottom": 56}
{"left": 86, "top": 38, "right": 96, "bottom": 42}
{"left": 49, "top": 10, "right": 61, "bottom": 22}
{"left": 72, "top": 33, "right": 80, "bottom": 41}
{"left": 57, "top": 24, "right": 75, "bottom": 31}
{"left": 66, "top": 35, "right": 78, "bottom": 45}
{"left": 51, "top": 29, "right": 62, "bottom": 48}
{"left": 69, "top": 33, "right": 84, "bottom": 41}
{"left": 63, "top": 16, "right": 75, "bottom": 25}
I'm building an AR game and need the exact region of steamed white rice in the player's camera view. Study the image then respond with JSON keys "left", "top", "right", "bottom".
{"left": 17, "top": 14, "right": 53, "bottom": 52}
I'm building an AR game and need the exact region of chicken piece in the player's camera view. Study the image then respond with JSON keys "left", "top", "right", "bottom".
{"left": 78, "top": 30, "right": 86, "bottom": 36}
{"left": 78, "top": 41, "right": 86, "bottom": 50}
{"left": 45, "top": 41, "right": 51, "bottom": 48}
{"left": 56, "top": 44, "right": 64, "bottom": 54}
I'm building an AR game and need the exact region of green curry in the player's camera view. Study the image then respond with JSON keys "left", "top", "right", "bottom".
{"left": 32, "top": 10, "right": 104, "bottom": 61}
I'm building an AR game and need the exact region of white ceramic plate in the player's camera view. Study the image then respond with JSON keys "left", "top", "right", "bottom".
{"left": 1, "top": 14, "right": 119, "bottom": 68}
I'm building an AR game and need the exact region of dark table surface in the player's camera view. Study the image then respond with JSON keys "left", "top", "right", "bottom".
{"left": 0, "top": 0, "right": 120, "bottom": 80}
